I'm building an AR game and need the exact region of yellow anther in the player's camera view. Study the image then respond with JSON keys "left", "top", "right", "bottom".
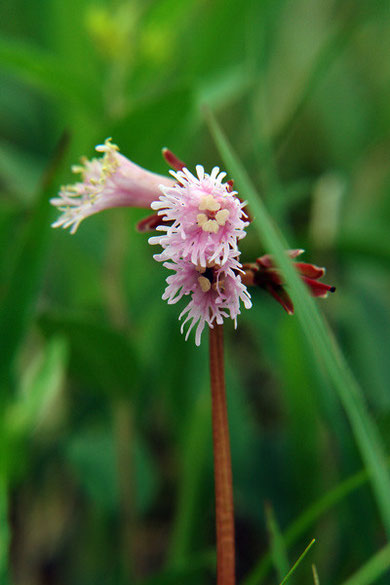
{"left": 96, "top": 138, "right": 119, "bottom": 153}
{"left": 197, "top": 213, "right": 208, "bottom": 226}
{"left": 202, "top": 219, "right": 219, "bottom": 233}
{"left": 198, "top": 276, "right": 211, "bottom": 292}
{"left": 198, "top": 194, "right": 221, "bottom": 212}
{"left": 215, "top": 209, "right": 230, "bottom": 226}
{"left": 71, "top": 165, "right": 85, "bottom": 175}
{"left": 213, "top": 280, "right": 225, "bottom": 292}
{"left": 196, "top": 264, "right": 206, "bottom": 273}
{"left": 65, "top": 185, "right": 80, "bottom": 193}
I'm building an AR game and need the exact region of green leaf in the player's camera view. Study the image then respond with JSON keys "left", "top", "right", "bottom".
{"left": 0, "top": 36, "right": 98, "bottom": 110}
{"left": 108, "top": 85, "right": 195, "bottom": 168}
{"left": 0, "top": 133, "right": 69, "bottom": 392}
{"left": 265, "top": 503, "right": 290, "bottom": 583}
{"left": 167, "top": 383, "right": 211, "bottom": 565}
{"left": 7, "top": 336, "right": 68, "bottom": 439}
{"left": 0, "top": 140, "right": 43, "bottom": 202}
{"left": 140, "top": 549, "right": 215, "bottom": 585}
{"left": 0, "top": 475, "right": 10, "bottom": 584}
{"left": 272, "top": 16, "right": 359, "bottom": 153}
{"left": 244, "top": 457, "right": 390, "bottom": 585}
{"left": 66, "top": 428, "right": 120, "bottom": 513}
{"left": 195, "top": 66, "right": 253, "bottom": 112}
{"left": 340, "top": 543, "right": 390, "bottom": 585}
{"left": 270, "top": 3, "right": 387, "bottom": 155}
{"left": 39, "top": 313, "right": 139, "bottom": 398}
{"left": 66, "top": 427, "right": 158, "bottom": 515}
{"left": 206, "top": 109, "right": 390, "bottom": 539}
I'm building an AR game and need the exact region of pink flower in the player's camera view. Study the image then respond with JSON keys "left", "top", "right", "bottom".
{"left": 162, "top": 254, "right": 252, "bottom": 346}
{"left": 149, "top": 165, "right": 249, "bottom": 267}
{"left": 50, "top": 138, "right": 174, "bottom": 234}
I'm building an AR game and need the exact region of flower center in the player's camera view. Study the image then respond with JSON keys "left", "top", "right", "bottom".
{"left": 197, "top": 265, "right": 214, "bottom": 292}
{"left": 198, "top": 275, "right": 212, "bottom": 292}
{"left": 196, "top": 265, "right": 226, "bottom": 294}
{"left": 196, "top": 194, "right": 230, "bottom": 233}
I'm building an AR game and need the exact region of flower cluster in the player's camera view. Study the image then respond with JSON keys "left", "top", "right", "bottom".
{"left": 149, "top": 166, "right": 248, "bottom": 267}
{"left": 149, "top": 165, "right": 252, "bottom": 344}
{"left": 51, "top": 139, "right": 335, "bottom": 346}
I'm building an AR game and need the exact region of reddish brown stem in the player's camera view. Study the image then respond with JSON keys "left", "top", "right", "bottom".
{"left": 209, "top": 324, "right": 235, "bottom": 585}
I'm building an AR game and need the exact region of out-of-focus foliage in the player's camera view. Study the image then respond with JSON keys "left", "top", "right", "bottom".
{"left": 1, "top": 0, "right": 390, "bottom": 584}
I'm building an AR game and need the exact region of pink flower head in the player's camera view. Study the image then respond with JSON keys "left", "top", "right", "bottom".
{"left": 51, "top": 138, "right": 174, "bottom": 234}
{"left": 149, "top": 165, "right": 249, "bottom": 267}
{"left": 162, "top": 253, "right": 252, "bottom": 346}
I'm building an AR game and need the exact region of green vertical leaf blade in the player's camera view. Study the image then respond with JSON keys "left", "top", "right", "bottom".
{"left": 244, "top": 457, "right": 390, "bottom": 585}
{"left": 340, "top": 543, "right": 390, "bottom": 585}
{"left": 0, "top": 475, "right": 10, "bottom": 584}
{"left": 265, "top": 503, "right": 290, "bottom": 583}
{"left": 0, "top": 37, "right": 98, "bottom": 109}
{"left": 206, "top": 109, "right": 390, "bottom": 539}
{"left": 168, "top": 385, "right": 211, "bottom": 566}
{"left": 8, "top": 336, "right": 68, "bottom": 438}
{"left": 0, "top": 134, "right": 69, "bottom": 388}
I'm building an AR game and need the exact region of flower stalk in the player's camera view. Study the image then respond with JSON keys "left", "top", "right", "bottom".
{"left": 209, "top": 324, "right": 235, "bottom": 585}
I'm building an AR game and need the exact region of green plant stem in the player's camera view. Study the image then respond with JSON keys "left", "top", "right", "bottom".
{"left": 209, "top": 324, "right": 235, "bottom": 585}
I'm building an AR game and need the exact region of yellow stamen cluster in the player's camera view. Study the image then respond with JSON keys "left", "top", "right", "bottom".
{"left": 66, "top": 139, "right": 120, "bottom": 201}
{"left": 198, "top": 276, "right": 212, "bottom": 292}
{"left": 196, "top": 194, "right": 230, "bottom": 233}
{"left": 198, "top": 194, "right": 221, "bottom": 212}
{"left": 195, "top": 262, "right": 226, "bottom": 294}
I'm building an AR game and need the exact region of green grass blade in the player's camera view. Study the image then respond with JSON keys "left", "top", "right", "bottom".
{"left": 312, "top": 564, "right": 320, "bottom": 585}
{"left": 0, "top": 475, "right": 10, "bottom": 584}
{"left": 340, "top": 543, "right": 390, "bottom": 585}
{"left": 140, "top": 549, "right": 216, "bottom": 585}
{"left": 272, "top": 16, "right": 358, "bottom": 154}
{"left": 167, "top": 384, "right": 211, "bottom": 565}
{"left": 0, "top": 37, "right": 97, "bottom": 110}
{"left": 244, "top": 457, "right": 390, "bottom": 585}
{"left": 265, "top": 502, "right": 289, "bottom": 583}
{"left": 271, "top": 3, "right": 387, "bottom": 155}
{"left": 205, "top": 109, "right": 390, "bottom": 539}
{"left": 39, "top": 312, "right": 139, "bottom": 398}
{"left": 279, "top": 539, "right": 316, "bottom": 585}
{"left": 0, "top": 134, "right": 69, "bottom": 391}
{"left": 8, "top": 337, "right": 68, "bottom": 439}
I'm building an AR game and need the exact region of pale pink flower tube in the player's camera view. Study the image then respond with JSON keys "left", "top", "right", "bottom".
{"left": 50, "top": 138, "right": 175, "bottom": 234}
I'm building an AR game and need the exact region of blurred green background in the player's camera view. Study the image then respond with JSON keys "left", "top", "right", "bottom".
{"left": 1, "top": 0, "right": 390, "bottom": 584}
